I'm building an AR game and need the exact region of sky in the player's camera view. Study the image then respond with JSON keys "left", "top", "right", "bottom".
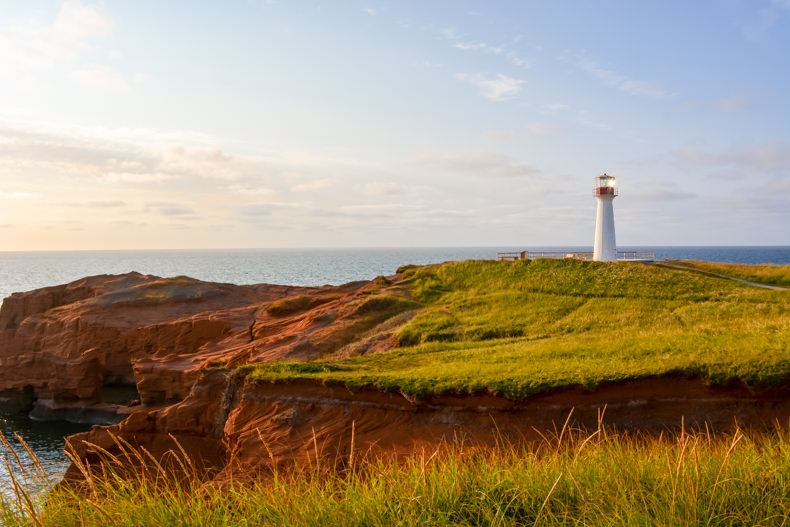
{"left": 0, "top": 0, "right": 788, "bottom": 251}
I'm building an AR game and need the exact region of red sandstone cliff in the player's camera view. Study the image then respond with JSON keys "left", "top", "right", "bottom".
{"left": 3, "top": 273, "right": 789, "bottom": 486}
{"left": 0, "top": 272, "right": 396, "bottom": 422}
{"left": 65, "top": 370, "right": 790, "bottom": 485}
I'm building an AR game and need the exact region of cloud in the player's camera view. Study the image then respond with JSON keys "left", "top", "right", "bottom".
{"left": 481, "top": 129, "right": 515, "bottom": 143}
{"left": 236, "top": 204, "right": 272, "bottom": 217}
{"left": 0, "top": 120, "right": 389, "bottom": 202}
{"left": 629, "top": 188, "right": 697, "bottom": 201}
{"left": 716, "top": 97, "right": 752, "bottom": 113}
{"left": 507, "top": 51, "right": 528, "bottom": 67}
{"left": 71, "top": 68, "right": 132, "bottom": 91}
{"left": 305, "top": 203, "right": 477, "bottom": 224}
{"left": 409, "top": 152, "right": 538, "bottom": 178}
{"left": 291, "top": 178, "right": 335, "bottom": 192}
{"left": 525, "top": 122, "right": 560, "bottom": 135}
{"left": 452, "top": 36, "right": 529, "bottom": 67}
{"left": 61, "top": 200, "right": 127, "bottom": 207}
{"left": 455, "top": 73, "right": 526, "bottom": 101}
{"left": 0, "top": 121, "right": 259, "bottom": 183}
{"left": 0, "top": 125, "right": 172, "bottom": 181}
{"left": 235, "top": 200, "right": 317, "bottom": 223}
{"left": 104, "top": 172, "right": 173, "bottom": 183}
{"left": 145, "top": 201, "right": 196, "bottom": 216}
{"left": 363, "top": 183, "right": 408, "bottom": 196}
{"left": 578, "top": 110, "right": 610, "bottom": 131}
{"left": 0, "top": 1, "right": 114, "bottom": 74}
{"left": 743, "top": 5, "right": 783, "bottom": 42}
{"left": 363, "top": 7, "right": 376, "bottom": 16}
{"left": 0, "top": 191, "right": 36, "bottom": 199}
{"left": 0, "top": 2, "right": 140, "bottom": 93}
{"left": 363, "top": 182, "right": 436, "bottom": 196}
{"left": 544, "top": 103, "right": 569, "bottom": 111}
{"left": 0, "top": 118, "right": 568, "bottom": 243}
{"left": 675, "top": 142, "right": 790, "bottom": 173}
{"left": 454, "top": 41, "right": 503, "bottom": 54}
{"left": 577, "top": 60, "right": 674, "bottom": 99}
{"left": 56, "top": 0, "right": 115, "bottom": 40}
{"left": 454, "top": 41, "right": 486, "bottom": 51}
{"left": 336, "top": 203, "right": 428, "bottom": 219}
{"left": 764, "top": 177, "right": 790, "bottom": 193}
{"left": 439, "top": 28, "right": 460, "bottom": 40}
{"left": 225, "top": 184, "right": 276, "bottom": 196}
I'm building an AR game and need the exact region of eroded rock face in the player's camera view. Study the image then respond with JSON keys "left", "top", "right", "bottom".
{"left": 0, "top": 272, "right": 399, "bottom": 423}
{"left": 65, "top": 371, "right": 790, "bottom": 486}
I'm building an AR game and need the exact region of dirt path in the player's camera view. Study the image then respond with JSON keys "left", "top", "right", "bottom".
{"left": 657, "top": 262, "right": 788, "bottom": 291}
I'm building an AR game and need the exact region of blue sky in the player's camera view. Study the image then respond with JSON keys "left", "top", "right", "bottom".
{"left": 0, "top": 0, "right": 788, "bottom": 250}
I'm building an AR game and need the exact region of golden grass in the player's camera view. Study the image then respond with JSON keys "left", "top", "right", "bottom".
{"left": 3, "top": 420, "right": 790, "bottom": 526}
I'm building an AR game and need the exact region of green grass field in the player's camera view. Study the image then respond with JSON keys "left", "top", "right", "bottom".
{"left": 247, "top": 259, "right": 790, "bottom": 399}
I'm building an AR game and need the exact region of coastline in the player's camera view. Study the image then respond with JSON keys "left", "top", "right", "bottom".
{"left": 0, "top": 256, "right": 787, "bottom": 522}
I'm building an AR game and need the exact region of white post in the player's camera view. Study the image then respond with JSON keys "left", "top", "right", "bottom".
{"left": 593, "top": 174, "right": 617, "bottom": 262}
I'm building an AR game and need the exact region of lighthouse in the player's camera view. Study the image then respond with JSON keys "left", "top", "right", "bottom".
{"left": 593, "top": 173, "right": 618, "bottom": 262}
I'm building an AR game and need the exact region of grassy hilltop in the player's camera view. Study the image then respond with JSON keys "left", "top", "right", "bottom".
{"left": 248, "top": 258, "right": 790, "bottom": 398}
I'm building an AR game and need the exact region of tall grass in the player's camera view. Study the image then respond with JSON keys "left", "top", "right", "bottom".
{"left": 2, "top": 423, "right": 790, "bottom": 526}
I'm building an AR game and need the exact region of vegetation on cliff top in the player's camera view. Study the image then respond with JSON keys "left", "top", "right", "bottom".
{"left": 246, "top": 259, "right": 790, "bottom": 399}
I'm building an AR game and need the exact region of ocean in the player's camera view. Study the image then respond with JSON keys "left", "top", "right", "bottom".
{"left": 2, "top": 246, "right": 789, "bottom": 305}
{"left": 1, "top": 245, "right": 789, "bottom": 499}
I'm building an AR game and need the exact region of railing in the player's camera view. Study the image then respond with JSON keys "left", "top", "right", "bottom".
{"left": 593, "top": 187, "right": 618, "bottom": 197}
{"left": 616, "top": 251, "right": 655, "bottom": 261}
{"left": 497, "top": 251, "right": 593, "bottom": 261}
{"left": 526, "top": 251, "right": 593, "bottom": 260}
{"left": 496, "top": 251, "right": 526, "bottom": 261}
{"left": 497, "top": 250, "right": 655, "bottom": 262}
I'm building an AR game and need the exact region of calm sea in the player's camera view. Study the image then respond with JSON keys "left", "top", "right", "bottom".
{"left": 1, "top": 245, "right": 788, "bottom": 497}
{"left": 2, "top": 246, "right": 789, "bottom": 305}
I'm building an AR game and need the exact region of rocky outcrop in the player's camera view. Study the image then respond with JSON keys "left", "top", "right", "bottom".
{"left": 5, "top": 272, "right": 790, "bottom": 487}
{"left": 0, "top": 272, "right": 402, "bottom": 423}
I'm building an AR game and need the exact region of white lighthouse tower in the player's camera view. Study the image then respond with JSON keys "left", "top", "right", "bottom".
{"left": 593, "top": 173, "right": 618, "bottom": 262}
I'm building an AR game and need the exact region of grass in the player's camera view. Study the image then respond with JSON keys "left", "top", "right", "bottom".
{"left": 3, "top": 424, "right": 790, "bottom": 526}
{"left": 666, "top": 260, "right": 790, "bottom": 287}
{"left": 247, "top": 259, "right": 790, "bottom": 399}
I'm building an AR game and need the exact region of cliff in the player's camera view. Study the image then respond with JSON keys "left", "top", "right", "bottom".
{"left": 65, "top": 370, "right": 790, "bottom": 485}
{"left": 0, "top": 272, "right": 385, "bottom": 422}
{"left": 2, "top": 265, "right": 788, "bottom": 486}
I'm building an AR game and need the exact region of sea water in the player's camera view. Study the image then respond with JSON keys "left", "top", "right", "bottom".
{"left": 0, "top": 416, "right": 88, "bottom": 505}
{"left": 0, "top": 246, "right": 788, "bottom": 497}
{"left": 2, "top": 246, "right": 788, "bottom": 304}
